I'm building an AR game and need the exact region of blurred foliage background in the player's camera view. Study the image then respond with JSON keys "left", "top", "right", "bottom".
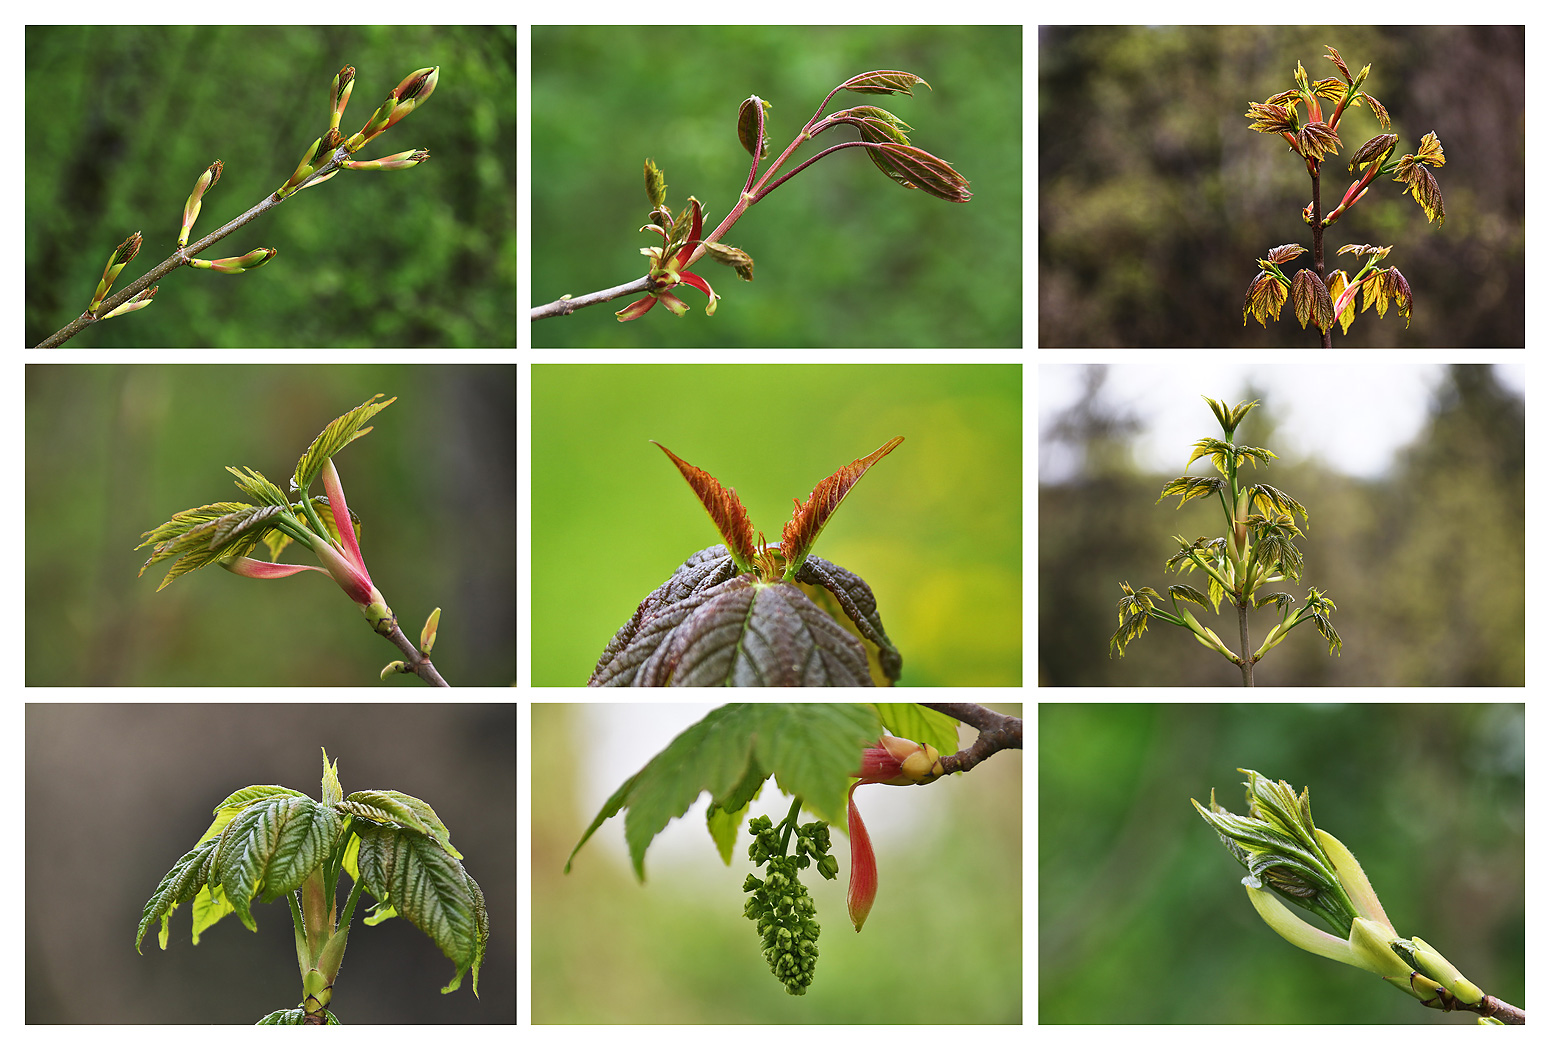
{"left": 533, "top": 703, "right": 1022, "bottom": 1022}
{"left": 25, "top": 364, "right": 515, "bottom": 686}
{"left": 1040, "top": 364, "right": 1524, "bottom": 686}
{"left": 26, "top": 703, "right": 516, "bottom": 1023}
{"left": 531, "top": 26, "right": 1020, "bottom": 347}
{"left": 1039, "top": 26, "right": 1523, "bottom": 346}
{"left": 531, "top": 364, "right": 1022, "bottom": 686}
{"left": 26, "top": 26, "right": 515, "bottom": 348}
{"left": 1040, "top": 703, "right": 1524, "bottom": 1023}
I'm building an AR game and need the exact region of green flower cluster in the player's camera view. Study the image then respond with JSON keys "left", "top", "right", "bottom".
{"left": 742, "top": 813, "right": 838, "bottom": 995}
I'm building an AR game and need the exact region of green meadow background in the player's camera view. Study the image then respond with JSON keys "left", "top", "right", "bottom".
{"left": 530, "top": 364, "right": 1022, "bottom": 686}
{"left": 1040, "top": 703, "right": 1524, "bottom": 1023}
{"left": 26, "top": 25, "right": 515, "bottom": 348}
{"left": 531, "top": 25, "right": 1021, "bottom": 347}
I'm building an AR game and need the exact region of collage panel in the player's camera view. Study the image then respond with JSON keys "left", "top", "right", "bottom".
{"left": 25, "top": 363, "right": 516, "bottom": 688}
{"left": 26, "top": 702, "right": 517, "bottom": 1023}
{"left": 530, "top": 702, "right": 1022, "bottom": 1022}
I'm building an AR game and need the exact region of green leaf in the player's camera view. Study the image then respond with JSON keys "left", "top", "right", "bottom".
{"left": 644, "top": 158, "right": 667, "bottom": 208}
{"left": 256, "top": 1006, "right": 340, "bottom": 1024}
{"left": 340, "top": 789, "right": 462, "bottom": 859}
{"left": 198, "top": 785, "right": 310, "bottom": 844}
{"left": 872, "top": 703, "right": 960, "bottom": 758}
{"left": 565, "top": 703, "right": 880, "bottom": 881}
{"left": 209, "top": 795, "right": 345, "bottom": 932}
{"left": 737, "top": 95, "right": 771, "bottom": 159}
{"left": 135, "top": 501, "right": 270, "bottom": 590}
{"left": 353, "top": 822, "right": 485, "bottom": 995}
{"left": 225, "top": 466, "right": 291, "bottom": 508}
{"left": 136, "top": 836, "right": 221, "bottom": 953}
{"left": 706, "top": 775, "right": 762, "bottom": 865}
{"left": 290, "top": 393, "right": 396, "bottom": 496}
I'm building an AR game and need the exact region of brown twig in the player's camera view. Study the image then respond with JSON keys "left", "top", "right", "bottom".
{"left": 531, "top": 276, "right": 651, "bottom": 321}
{"left": 919, "top": 703, "right": 1021, "bottom": 775}
{"left": 380, "top": 620, "right": 449, "bottom": 687}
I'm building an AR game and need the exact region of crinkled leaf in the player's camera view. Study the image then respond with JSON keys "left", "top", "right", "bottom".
{"left": 565, "top": 702, "right": 880, "bottom": 881}
{"left": 778, "top": 436, "right": 903, "bottom": 576}
{"left": 136, "top": 501, "right": 268, "bottom": 590}
{"left": 291, "top": 393, "right": 396, "bottom": 496}
{"left": 257, "top": 1007, "right": 340, "bottom": 1024}
{"left": 226, "top": 465, "right": 290, "bottom": 508}
{"left": 838, "top": 69, "right": 931, "bottom": 96}
{"left": 341, "top": 789, "right": 462, "bottom": 859}
{"left": 644, "top": 157, "right": 667, "bottom": 208}
{"left": 700, "top": 239, "right": 754, "bottom": 281}
{"left": 353, "top": 822, "right": 485, "bottom": 995}
{"left": 652, "top": 442, "right": 759, "bottom": 571}
{"left": 861, "top": 141, "right": 972, "bottom": 202}
{"left": 872, "top": 703, "right": 960, "bottom": 758}
{"left": 136, "top": 836, "right": 221, "bottom": 953}
{"left": 198, "top": 785, "right": 310, "bottom": 845}
{"left": 589, "top": 546, "right": 745, "bottom": 686}
{"left": 794, "top": 554, "right": 902, "bottom": 685}
{"left": 209, "top": 795, "right": 345, "bottom": 932}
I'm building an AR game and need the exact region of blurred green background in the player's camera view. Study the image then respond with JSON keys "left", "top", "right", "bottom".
{"left": 1040, "top": 364, "right": 1524, "bottom": 686}
{"left": 26, "top": 26, "right": 516, "bottom": 348}
{"left": 531, "top": 364, "right": 1022, "bottom": 686}
{"left": 1039, "top": 26, "right": 1523, "bottom": 346}
{"left": 1040, "top": 703, "right": 1524, "bottom": 1023}
{"left": 25, "top": 364, "right": 515, "bottom": 686}
{"left": 533, "top": 703, "right": 1022, "bottom": 1022}
{"left": 26, "top": 703, "right": 516, "bottom": 1023}
{"left": 531, "top": 26, "right": 1020, "bottom": 347}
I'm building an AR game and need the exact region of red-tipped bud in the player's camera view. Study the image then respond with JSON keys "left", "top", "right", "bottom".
{"left": 846, "top": 782, "right": 878, "bottom": 932}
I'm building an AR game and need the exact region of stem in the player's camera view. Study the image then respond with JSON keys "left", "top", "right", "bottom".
{"left": 776, "top": 795, "right": 803, "bottom": 856}
{"left": 381, "top": 620, "right": 449, "bottom": 686}
{"left": 36, "top": 149, "right": 352, "bottom": 348}
{"left": 1310, "top": 166, "right": 1332, "bottom": 348}
{"left": 530, "top": 276, "right": 650, "bottom": 320}
{"left": 1238, "top": 599, "right": 1254, "bottom": 686}
{"left": 918, "top": 703, "right": 1021, "bottom": 774}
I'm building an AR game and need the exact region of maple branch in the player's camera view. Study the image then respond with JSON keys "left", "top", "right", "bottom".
{"left": 531, "top": 276, "right": 651, "bottom": 320}
{"left": 920, "top": 703, "right": 1021, "bottom": 775}
{"left": 380, "top": 620, "right": 449, "bottom": 687}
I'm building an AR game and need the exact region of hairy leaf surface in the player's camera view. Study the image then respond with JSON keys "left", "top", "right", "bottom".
{"left": 779, "top": 436, "right": 903, "bottom": 575}
{"left": 565, "top": 703, "right": 881, "bottom": 880}
{"left": 651, "top": 442, "right": 759, "bottom": 571}
{"left": 342, "top": 789, "right": 462, "bottom": 859}
{"left": 210, "top": 795, "right": 345, "bottom": 932}
{"left": 354, "top": 823, "right": 486, "bottom": 994}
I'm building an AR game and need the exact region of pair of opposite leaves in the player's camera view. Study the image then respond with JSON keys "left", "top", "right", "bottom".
{"left": 590, "top": 438, "right": 903, "bottom": 687}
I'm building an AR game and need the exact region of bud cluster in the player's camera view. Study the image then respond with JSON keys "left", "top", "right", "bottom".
{"left": 741, "top": 813, "right": 837, "bottom": 995}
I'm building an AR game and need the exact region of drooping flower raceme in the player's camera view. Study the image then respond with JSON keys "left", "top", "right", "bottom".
{"left": 846, "top": 735, "right": 944, "bottom": 932}
{"left": 1192, "top": 769, "right": 1501, "bottom": 1016}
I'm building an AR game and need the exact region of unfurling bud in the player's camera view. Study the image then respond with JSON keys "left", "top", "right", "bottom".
{"left": 102, "top": 285, "right": 158, "bottom": 319}
{"left": 380, "top": 660, "right": 407, "bottom": 680}
{"left": 343, "top": 148, "right": 430, "bottom": 171}
{"left": 89, "top": 232, "right": 143, "bottom": 313}
{"left": 179, "top": 161, "right": 223, "bottom": 248}
{"left": 420, "top": 607, "right": 441, "bottom": 653}
{"left": 189, "top": 247, "right": 278, "bottom": 274}
{"left": 330, "top": 66, "right": 355, "bottom": 132}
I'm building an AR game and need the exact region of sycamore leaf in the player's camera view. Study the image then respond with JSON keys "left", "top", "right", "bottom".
{"left": 565, "top": 702, "right": 881, "bottom": 881}
{"left": 197, "top": 784, "right": 310, "bottom": 845}
{"left": 652, "top": 442, "right": 760, "bottom": 572}
{"left": 778, "top": 436, "right": 903, "bottom": 577}
{"left": 209, "top": 795, "right": 346, "bottom": 932}
{"left": 872, "top": 703, "right": 960, "bottom": 758}
{"left": 706, "top": 773, "right": 763, "bottom": 865}
{"left": 135, "top": 501, "right": 269, "bottom": 590}
{"left": 589, "top": 546, "right": 898, "bottom": 688}
{"left": 136, "top": 837, "right": 221, "bottom": 953}
{"left": 737, "top": 95, "right": 771, "bottom": 159}
{"left": 226, "top": 465, "right": 291, "bottom": 508}
{"left": 353, "top": 822, "right": 486, "bottom": 995}
{"left": 341, "top": 789, "right": 462, "bottom": 859}
{"left": 291, "top": 393, "right": 396, "bottom": 496}
{"left": 795, "top": 555, "right": 903, "bottom": 684}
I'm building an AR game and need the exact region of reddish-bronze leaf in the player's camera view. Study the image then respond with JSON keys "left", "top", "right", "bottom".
{"left": 778, "top": 437, "right": 903, "bottom": 577}
{"left": 837, "top": 70, "right": 931, "bottom": 96}
{"left": 653, "top": 442, "right": 759, "bottom": 571}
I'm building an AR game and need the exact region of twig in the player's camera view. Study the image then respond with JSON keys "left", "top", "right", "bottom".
{"left": 530, "top": 276, "right": 651, "bottom": 321}
{"left": 919, "top": 703, "right": 1021, "bottom": 775}
{"left": 381, "top": 621, "right": 449, "bottom": 687}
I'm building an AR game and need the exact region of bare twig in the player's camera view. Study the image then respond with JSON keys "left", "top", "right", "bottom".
{"left": 380, "top": 621, "right": 449, "bottom": 687}
{"left": 531, "top": 276, "right": 651, "bottom": 321}
{"left": 920, "top": 703, "right": 1021, "bottom": 775}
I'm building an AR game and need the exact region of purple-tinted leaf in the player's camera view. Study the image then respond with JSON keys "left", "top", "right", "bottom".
{"left": 778, "top": 436, "right": 903, "bottom": 576}
{"left": 590, "top": 545, "right": 894, "bottom": 687}
{"left": 652, "top": 442, "right": 759, "bottom": 571}
{"left": 796, "top": 555, "right": 902, "bottom": 685}
{"left": 838, "top": 70, "right": 931, "bottom": 96}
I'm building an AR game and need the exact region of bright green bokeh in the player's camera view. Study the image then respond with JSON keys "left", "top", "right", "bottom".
{"left": 531, "top": 26, "right": 1021, "bottom": 347}
{"left": 531, "top": 364, "right": 1022, "bottom": 686}
{"left": 26, "top": 26, "right": 515, "bottom": 348}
